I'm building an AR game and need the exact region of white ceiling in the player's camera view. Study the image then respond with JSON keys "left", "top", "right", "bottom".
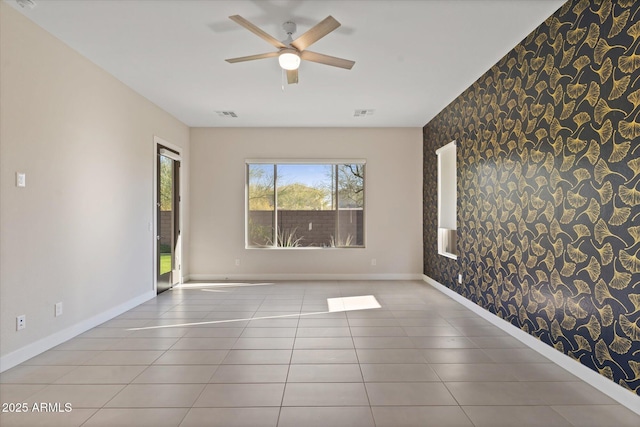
{"left": 8, "top": 0, "right": 566, "bottom": 127}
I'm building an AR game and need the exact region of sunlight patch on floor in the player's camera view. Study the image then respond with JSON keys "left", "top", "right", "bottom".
{"left": 327, "top": 295, "right": 381, "bottom": 312}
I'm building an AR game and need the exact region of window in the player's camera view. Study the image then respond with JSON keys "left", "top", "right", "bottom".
{"left": 436, "top": 141, "right": 457, "bottom": 259}
{"left": 247, "top": 161, "right": 365, "bottom": 248}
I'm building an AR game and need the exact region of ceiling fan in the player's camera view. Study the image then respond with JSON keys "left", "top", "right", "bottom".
{"left": 225, "top": 15, "right": 355, "bottom": 84}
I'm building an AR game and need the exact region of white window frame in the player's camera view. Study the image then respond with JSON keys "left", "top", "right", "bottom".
{"left": 245, "top": 159, "right": 366, "bottom": 249}
{"left": 436, "top": 141, "right": 458, "bottom": 260}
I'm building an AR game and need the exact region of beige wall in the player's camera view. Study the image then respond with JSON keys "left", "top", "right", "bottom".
{"left": 189, "top": 127, "right": 422, "bottom": 280}
{"left": 0, "top": 4, "right": 189, "bottom": 363}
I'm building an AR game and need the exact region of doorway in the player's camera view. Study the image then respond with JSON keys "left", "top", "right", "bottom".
{"left": 157, "top": 145, "right": 181, "bottom": 294}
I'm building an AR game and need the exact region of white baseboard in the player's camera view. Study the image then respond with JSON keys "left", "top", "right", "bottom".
{"left": 0, "top": 291, "right": 155, "bottom": 373}
{"left": 188, "top": 273, "right": 423, "bottom": 281}
{"left": 422, "top": 275, "right": 640, "bottom": 415}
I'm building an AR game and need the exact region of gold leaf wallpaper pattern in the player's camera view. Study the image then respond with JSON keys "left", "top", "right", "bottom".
{"left": 423, "top": 0, "right": 640, "bottom": 395}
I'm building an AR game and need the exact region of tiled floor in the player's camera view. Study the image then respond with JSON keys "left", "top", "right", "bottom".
{"left": 1, "top": 280, "right": 639, "bottom": 426}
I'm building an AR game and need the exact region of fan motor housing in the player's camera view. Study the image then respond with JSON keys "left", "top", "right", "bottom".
{"left": 282, "top": 21, "right": 296, "bottom": 35}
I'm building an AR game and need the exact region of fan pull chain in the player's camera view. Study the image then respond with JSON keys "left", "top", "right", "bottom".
{"left": 281, "top": 68, "right": 286, "bottom": 91}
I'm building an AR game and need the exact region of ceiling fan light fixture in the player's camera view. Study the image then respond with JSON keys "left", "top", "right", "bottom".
{"left": 278, "top": 49, "right": 300, "bottom": 70}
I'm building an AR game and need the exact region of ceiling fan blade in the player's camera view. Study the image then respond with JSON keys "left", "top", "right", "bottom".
{"left": 287, "top": 69, "right": 299, "bottom": 84}
{"left": 225, "top": 51, "right": 279, "bottom": 63}
{"left": 291, "top": 16, "right": 340, "bottom": 51}
{"left": 229, "top": 15, "right": 286, "bottom": 49}
{"left": 300, "top": 50, "right": 355, "bottom": 70}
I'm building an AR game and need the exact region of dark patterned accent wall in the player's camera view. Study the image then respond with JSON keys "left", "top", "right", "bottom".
{"left": 424, "top": 0, "right": 640, "bottom": 396}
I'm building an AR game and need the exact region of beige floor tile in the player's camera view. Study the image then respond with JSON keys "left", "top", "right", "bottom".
{"left": 0, "top": 384, "right": 46, "bottom": 401}
{"left": 77, "top": 328, "right": 133, "bottom": 338}
{"left": 453, "top": 325, "right": 509, "bottom": 337}
{"left": 348, "top": 319, "right": 401, "bottom": 327}
{"left": 347, "top": 311, "right": 396, "bottom": 320}
{"left": 506, "top": 363, "right": 580, "bottom": 381}
{"left": 246, "top": 319, "right": 299, "bottom": 328}
{"left": 432, "top": 363, "right": 519, "bottom": 382}
{"left": 287, "top": 364, "right": 363, "bottom": 382}
{"left": 83, "top": 350, "right": 163, "bottom": 365}
{"left": 132, "top": 365, "right": 217, "bottom": 383}
{"left": 0, "top": 365, "right": 76, "bottom": 384}
{"left": 154, "top": 350, "right": 228, "bottom": 365}
{"left": 352, "top": 336, "right": 415, "bottom": 349}
{"left": 469, "top": 336, "right": 528, "bottom": 348}
{"left": 396, "top": 318, "right": 451, "bottom": 326}
{"left": 298, "top": 318, "right": 349, "bottom": 328}
{"left": 97, "top": 319, "right": 151, "bottom": 328}
{"left": 127, "top": 327, "right": 190, "bottom": 338}
{"left": 53, "top": 338, "right": 121, "bottom": 351}
{"left": 21, "top": 350, "right": 100, "bottom": 366}
{"left": 278, "top": 406, "right": 375, "bottom": 427}
{"left": 184, "top": 327, "right": 244, "bottom": 338}
{"left": 109, "top": 338, "right": 178, "bottom": 351}
{"left": 551, "top": 405, "right": 640, "bottom": 427}
{"left": 194, "top": 383, "right": 285, "bottom": 407}
{"left": 179, "top": 408, "right": 279, "bottom": 427}
{"left": 360, "top": 364, "right": 439, "bottom": 382}
{"left": 527, "top": 381, "right": 617, "bottom": 405}
{"left": 295, "top": 327, "right": 351, "bottom": 337}
{"left": 372, "top": 406, "right": 473, "bottom": 427}
{"left": 462, "top": 405, "right": 573, "bottom": 427}
{"left": 410, "top": 336, "right": 477, "bottom": 349}
{"left": 483, "top": 348, "right": 551, "bottom": 363}
{"left": 392, "top": 311, "right": 444, "bottom": 319}
{"left": 222, "top": 349, "right": 292, "bottom": 364}
{"left": 283, "top": 383, "right": 369, "bottom": 406}
{"left": 356, "top": 349, "right": 426, "bottom": 364}
{"left": 402, "top": 326, "right": 462, "bottom": 337}
{"left": 350, "top": 327, "right": 407, "bottom": 336}
{"left": 445, "top": 382, "right": 546, "bottom": 405}
{"left": 105, "top": 384, "right": 204, "bottom": 407}
{"left": 365, "top": 382, "right": 457, "bottom": 406}
{"left": 54, "top": 366, "right": 146, "bottom": 384}
{"left": 240, "top": 328, "right": 297, "bottom": 338}
{"left": 209, "top": 364, "right": 289, "bottom": 383}
{"left": 233, "top": 337, "right": 295, "bottom": 349}
{"left": 24, "top": 384, "right": 124, "bottom": 408}
{"left": 293, "top": 337, "right": 355, "bottom": 349}
{"left": 291, "top": 349, "right": 358, "bottom": 364}
{"left": 158, "top": 311, "right": 208, "bottom": 320}
{"left": 82, "top": 408, "right": 188, "bottom": 427}
{"left": 445, "top": 317, "right": 492, "bottom": 326}
{"left": 421, "top": 348, "right": 494, "bottom": 364}
{"left": 0, "top": 408, "right": 97, "bottom": 427}
{"left": 170, "top": 337, "right": 237, "bottom": 350}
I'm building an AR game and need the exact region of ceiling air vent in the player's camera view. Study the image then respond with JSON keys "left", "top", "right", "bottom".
{"left": 354, "top": 109, "right": 374, "bottom": 117}
{"left": 216, "top": 111, "right": 238, "bottom": 118}
{"left": 16, "top": 0, "right": 36, "bottom": 9}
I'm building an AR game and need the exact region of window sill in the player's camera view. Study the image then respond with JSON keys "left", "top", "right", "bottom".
{"left": 438, "top": 251, "right": 458, "bottom": 260}
{"left": 246, "top": 246, "right": 365, "bottom": 250}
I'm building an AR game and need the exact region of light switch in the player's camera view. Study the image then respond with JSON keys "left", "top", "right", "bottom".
{"left": 16, "top": 172, "right": 26, "bottom": 188}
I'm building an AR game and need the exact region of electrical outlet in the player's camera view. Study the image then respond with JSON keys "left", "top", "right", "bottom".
{"left": 16, "top": 315, "right": 26, "bottom": 331}
{"left": 235, "top": 259, "right": 240, "bottom": 266}
{"left": 371, "top": 258, "right": 377, "bottom": 266}
{"left": 55, "top": 302, "right": 63, "bottom": 317}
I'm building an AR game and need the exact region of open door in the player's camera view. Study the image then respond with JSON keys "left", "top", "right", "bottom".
{"left": 157, "top": 145, "right": 181, "bottom": 294}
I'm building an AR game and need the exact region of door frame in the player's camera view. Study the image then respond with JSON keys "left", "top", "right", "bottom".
{"left": 153, "top": 135, "right": 183, "bottom": 293}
